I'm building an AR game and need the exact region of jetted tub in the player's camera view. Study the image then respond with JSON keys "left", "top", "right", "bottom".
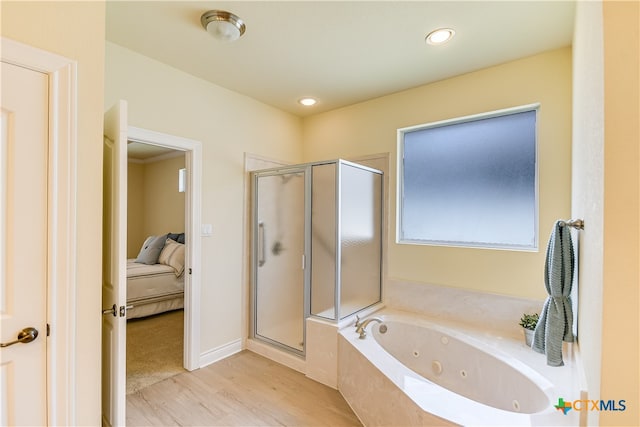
{"left": 338, "top": 311, "right": 578, "bottom": 426}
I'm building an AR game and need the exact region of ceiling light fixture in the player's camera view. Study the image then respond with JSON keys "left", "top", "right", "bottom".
{"left": 201, "top": 10, "right": 246, "bottom": 42}
{"left": 425, "top": 28, "right": 455, "bottom": 45}
{"left": 298, "top": 98, "right": 317, "bottom": 107}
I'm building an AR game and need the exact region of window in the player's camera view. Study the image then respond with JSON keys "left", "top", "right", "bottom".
{"left": 397, "top": 104, "right": 538, "bottom": 250}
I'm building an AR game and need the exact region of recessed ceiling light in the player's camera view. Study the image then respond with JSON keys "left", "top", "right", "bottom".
{"left": 299, "top": 97, "right": 317, "bottom": 107}
{"left": 425, "top": 28, "right": 455, "bottom": 45}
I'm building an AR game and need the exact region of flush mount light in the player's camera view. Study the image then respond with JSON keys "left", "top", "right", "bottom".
{"left": 425, "top": 28, "right": 455, "bottom": 45}
{"left": 298, "top": 97, "right": 317, "bottom": 107}
{"left": 201, "top": 10, "right": 246, "bottom": 42}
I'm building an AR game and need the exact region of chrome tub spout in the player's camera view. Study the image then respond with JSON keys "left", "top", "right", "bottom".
{"left": 355, "top": 317, "right": 383, "bottom": 339}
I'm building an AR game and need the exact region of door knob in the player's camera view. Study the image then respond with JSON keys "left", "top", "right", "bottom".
{"left": 1, "top": 327, "right": 39, "bottom": 347}
{"left": 102, "top": 304, "right": 117, "bottom": 317}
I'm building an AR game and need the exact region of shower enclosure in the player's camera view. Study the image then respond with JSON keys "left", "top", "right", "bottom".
{"left": 251, "top": 159, "right": 383, "bottom": 357}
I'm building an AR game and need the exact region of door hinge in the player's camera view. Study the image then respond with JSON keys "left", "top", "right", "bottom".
{"left": 47, "top": 323, "right": 50, "bottom": 337}
{"left": 189, "top": 267, "right": 192, "bottom": 275}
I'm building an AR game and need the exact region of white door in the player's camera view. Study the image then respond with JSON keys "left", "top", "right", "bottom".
{"left": 0, "top": 62, "right": 49, "bottom": 425}
{"left": 102, "top": 100, "right": 128, "bottom": 427}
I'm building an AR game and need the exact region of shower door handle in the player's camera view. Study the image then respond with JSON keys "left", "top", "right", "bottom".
{"left": 258, "top": 222, "right": 266, "bottom": 267}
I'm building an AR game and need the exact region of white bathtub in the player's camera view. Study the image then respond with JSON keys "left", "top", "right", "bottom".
{"left": 338, "top": 311, "right": 581, "bottom": 426}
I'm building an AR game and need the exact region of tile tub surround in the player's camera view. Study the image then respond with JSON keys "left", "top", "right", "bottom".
{"left": 385, "top": 278, "right": 545, "bottom": 339}
{"left": 306, "top": 317, "right": 339, "bottom": 388}
{"left": 338, "top": 334, "right": 455, "bottom": 427}
{"left": 338, "top": 309, "right": 585, "bottom": 427}
{"left": 306, "top": 304, "right": 385, "bottom": 389}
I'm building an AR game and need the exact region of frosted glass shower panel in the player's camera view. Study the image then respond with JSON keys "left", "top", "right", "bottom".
{"left": 310, "top": 163, "right": 337, "bottom": 320}
{"left": 252, "top": 158, "right": 383, "bottom": 354}
{"left": 255, "top": 170, "right": 305, "bottom": 352}
{"left": 339, "top": 163, "right": 382, "bottom": 319}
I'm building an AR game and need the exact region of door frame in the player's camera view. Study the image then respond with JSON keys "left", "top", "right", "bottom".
{"left": 1, "top": 37, "right": 77, "bottom": 425}
{"left": 127, "top": 126, "right": 202, "bottom": 370}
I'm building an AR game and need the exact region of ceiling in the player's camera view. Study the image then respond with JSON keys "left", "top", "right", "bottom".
{"left": 127, "top": 141, "right": 182, "bottom": 161}
{"left": 106, "top": 1, "right": 575, "bottom": 117}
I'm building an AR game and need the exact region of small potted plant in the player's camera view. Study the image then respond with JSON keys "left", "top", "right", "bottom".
{"left": 519, "top": 313, "right": 539, "bottom": 347}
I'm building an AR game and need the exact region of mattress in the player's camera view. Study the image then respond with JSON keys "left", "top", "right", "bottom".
{"left": 126, "top": 259, "right": 184, "bottom": 303}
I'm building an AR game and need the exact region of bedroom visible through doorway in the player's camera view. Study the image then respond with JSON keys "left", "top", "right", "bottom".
{"left": 126, "top": 142, "right": 187, "bottom": 394}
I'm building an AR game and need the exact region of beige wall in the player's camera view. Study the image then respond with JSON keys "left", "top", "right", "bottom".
{"left": 140, "top": 155, "right": 185, "bottom": 239}
{"left": 572, "top": 1, "right": 605, "bottom": 424}
{"left": 127, "top": 162, "right": 145, "bottom": 257}
{"left": 600, "top": 0, "right": 639, "bottom": 425}
{"left": 574, "top": 2, "right": 640, "bottom": 425}
{"left": 143, "top": 155, "right": 186, "bottom": 237}
{"left": 105, "top": 41, "right": 303, "bottom": 352}
{"left": 1, "top": 2, "right": 105, "bottom": 425}
{"left": 127, "top": 155, "right": 186, "bottom": 258}
{"left": 303, "top": 48, "right": 572, "bottom": 300}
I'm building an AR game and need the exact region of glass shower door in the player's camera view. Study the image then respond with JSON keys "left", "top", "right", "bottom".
{"left": 254, "top": 169, "right": 306, "bottom": 354}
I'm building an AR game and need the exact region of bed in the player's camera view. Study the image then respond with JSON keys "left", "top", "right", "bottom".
{"left": 127, "top": 233, "right": 186, "bottom": 319}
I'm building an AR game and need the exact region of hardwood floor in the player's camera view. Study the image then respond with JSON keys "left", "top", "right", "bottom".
{"left": 126, "top": 350, "right": 362, "bottom": 426}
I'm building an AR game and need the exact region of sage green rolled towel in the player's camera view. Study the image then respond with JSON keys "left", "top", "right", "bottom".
{"left": 532, "top": 220, "right": 575, "bottom": 367}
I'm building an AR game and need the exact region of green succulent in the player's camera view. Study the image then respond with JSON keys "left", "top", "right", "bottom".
{"left": 519, "top": 313, "right": 539, "bottom": 330}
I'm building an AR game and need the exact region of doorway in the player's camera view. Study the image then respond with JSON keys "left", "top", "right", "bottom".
{"left": 102, "top": 110, "right": 203, "bottom": 425}
{"left": 126, "top": 125, "right": 202, "bottom": 373}
{"left": 125, "top": 142, "right": 187, "bottom": 394}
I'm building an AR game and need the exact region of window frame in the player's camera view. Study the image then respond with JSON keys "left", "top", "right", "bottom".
{"left": 396, "top": 103, "right": 540, "bottom": 251}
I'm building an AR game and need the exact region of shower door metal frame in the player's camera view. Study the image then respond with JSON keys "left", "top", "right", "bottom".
{"left": 250, "top": 166, "right": 311, "bottom": 357}
{"left": 334, "top": 163, "right": 342, "bottom": 321}
{"left": 307, "top": 159, "right": 384, "bottom": 321}
{"left": 250, "top": 159, "right": 384, "bottom": 356}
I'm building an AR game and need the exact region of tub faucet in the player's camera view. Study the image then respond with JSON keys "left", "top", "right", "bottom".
{"left": 355, "top": 317, "right": 383, "bottom": 339}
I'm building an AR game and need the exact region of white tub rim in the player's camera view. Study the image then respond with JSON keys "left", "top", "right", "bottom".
{"left": 339, "top": 310, "right": 561, "bottom": 426}
{"left": 373, "top": 313, "right": 556, "bottom": 392}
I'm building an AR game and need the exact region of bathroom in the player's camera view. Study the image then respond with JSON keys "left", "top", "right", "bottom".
{"left": 2, "top": 1, "right": 635, "bottom": 425}
{"left": 101, "top": 1, "right": 636, "bottom": 425}
{"left": 1, "top": 1, "right": 640, "bottom": 425}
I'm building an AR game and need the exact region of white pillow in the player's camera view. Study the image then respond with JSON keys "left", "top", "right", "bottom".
{"left": 158, "top": 238, "right": 185, "bottom": 277}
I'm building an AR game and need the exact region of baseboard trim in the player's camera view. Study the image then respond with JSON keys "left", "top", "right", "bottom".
{"left": 199, "top": 339, "right": 243, "bottom": 368}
